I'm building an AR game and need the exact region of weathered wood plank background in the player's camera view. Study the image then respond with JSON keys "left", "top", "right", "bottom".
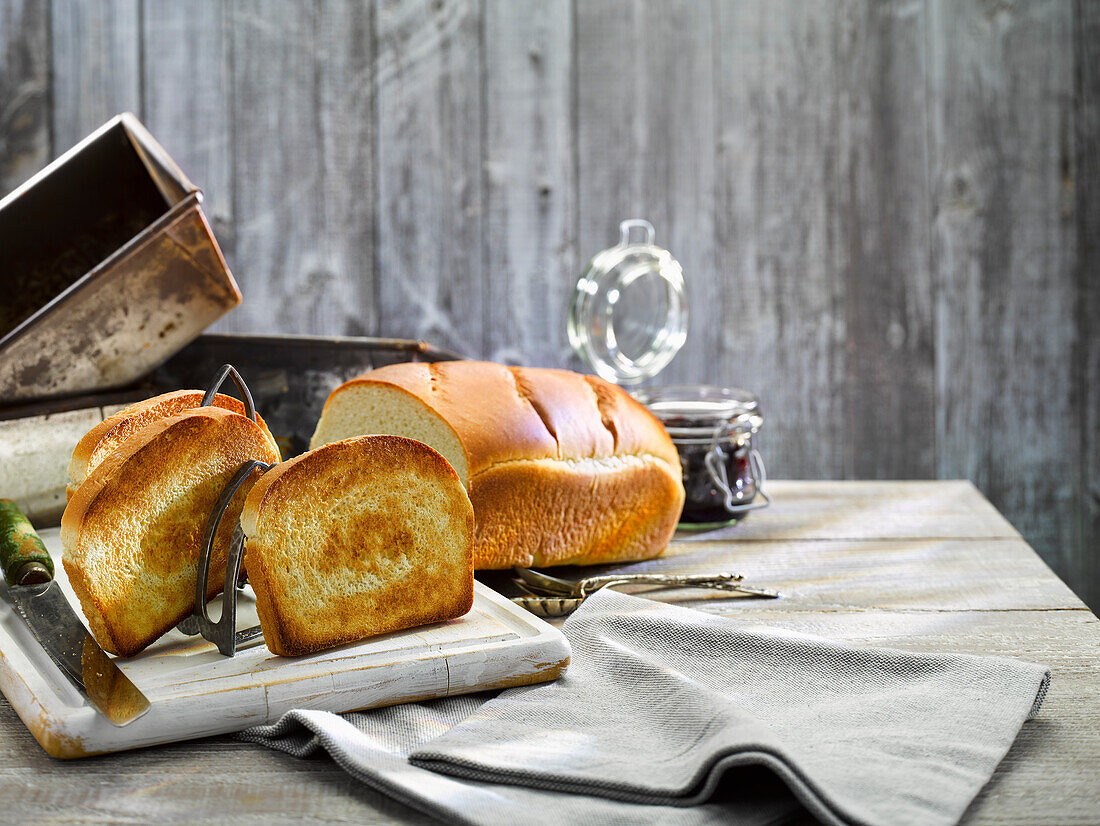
{"left": 1, "top": 0, "right": 1096, "bottom": 609}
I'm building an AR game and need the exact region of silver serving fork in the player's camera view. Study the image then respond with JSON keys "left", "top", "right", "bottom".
{"left": 515, "top": 567, "right": 779, "bottom": 599}
{"left": 511, "top": 567, "right": 779, "bottom": 618}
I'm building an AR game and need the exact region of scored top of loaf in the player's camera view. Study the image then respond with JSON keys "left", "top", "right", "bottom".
{"left": 322, "top": 361, "right": 680, "bottom": 481}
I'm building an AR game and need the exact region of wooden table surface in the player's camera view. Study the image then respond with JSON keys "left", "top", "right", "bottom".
{"left": 1, "top": 481, "right": 1096, "bottom": 825}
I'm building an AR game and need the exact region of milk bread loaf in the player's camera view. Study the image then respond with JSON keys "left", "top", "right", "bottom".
{"left": 68, "top": 390, "right": 280, "bottom": 497}
{"left": 240, "top": 435, "right": 474, "bottom": 657}
{"left": 310, "top": 361, "right": 684, "bottom": 569}
{"left": 61, "top": 408, "right": 281, "bottom": 656}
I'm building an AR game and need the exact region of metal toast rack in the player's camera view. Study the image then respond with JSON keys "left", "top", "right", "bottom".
{"left": 175, "top": 364, "right": 272, "bottom": 656}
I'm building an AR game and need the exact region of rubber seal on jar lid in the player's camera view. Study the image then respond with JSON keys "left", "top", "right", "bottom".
{"left": 568, "top": 219, "right": 688, "bottom": 386}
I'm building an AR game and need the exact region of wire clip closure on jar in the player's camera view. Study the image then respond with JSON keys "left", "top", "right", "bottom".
{"left": 175, "top": 364, "right": 271, "bottom": 656}
{"left": 705, "top": 439, "right": 770, "bottom": 516}
{"left": 635, "top": 384, "right": 769, "bottom": 529}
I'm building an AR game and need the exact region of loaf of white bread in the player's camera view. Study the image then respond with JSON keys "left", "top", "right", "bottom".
{"left": 61, "top": 407, "right": 281, "bottom": 656}
{"left": 310, "top": 361, "right": 685, "bottom": 569}
{"left": 241, "top": 435, "right": 474, "bottom": 656}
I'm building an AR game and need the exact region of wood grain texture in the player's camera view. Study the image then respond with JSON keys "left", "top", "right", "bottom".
{"left": 676, "top": 479, "right": 1020, "bottom": 542}
{"left": 0, "top": 0, "right": 49, "bottom": 195}
{"left": 0, "top": 483, "right": 1095, "bottom": 824}
{"left": 714, "top": 1, "right": 847, "bottom": 478}
{"left": 140, "top": 0, "right": 232, "bottom": 239}
{"left": 575, "top": 0, "right": 717, "bottom": 385}
{"left": 836, "top": 0, "right": 935, "bottom": 479}
{"left": 0, "top": 703, "right": 437, "bottom": 825}
{"left": 1075, "top": 0, "right": 1100, "bottom": 612}
{"left": 641, "top": 537, "right": 1083, "bottom": 613}
{"left": 375, "top": 0, "right": 484, "bottom": 355}
{"left": 227, "top": 0, "right": 374, "bottom": 336}
{"left": 927, "top": 1, "right": 1081, "bottom": 588}
{"left": 49, "top": 0, "right": 140, "bottom": 154}
{"left": 483, "top": 0, "right": 574, "bottom": 367}
{"left": 715, "top": 0, "right": 935, "bottom": 481}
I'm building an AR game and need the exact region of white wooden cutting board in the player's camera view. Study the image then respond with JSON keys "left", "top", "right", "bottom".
{"left": 0, "top": 529, "right": 570, "bottom": 759}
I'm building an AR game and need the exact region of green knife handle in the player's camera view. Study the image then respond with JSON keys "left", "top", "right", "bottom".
{"left": 0, "top": 500, "right": 54, "bottom": 585}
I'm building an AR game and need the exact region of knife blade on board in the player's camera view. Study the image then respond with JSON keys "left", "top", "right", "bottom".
{"left": 0, "top": 500, "right": 150, "bottom": 726}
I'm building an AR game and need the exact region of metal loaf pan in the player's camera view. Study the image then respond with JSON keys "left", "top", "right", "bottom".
{"left": 0, "top": 113, "right": 241, "bottom": 402}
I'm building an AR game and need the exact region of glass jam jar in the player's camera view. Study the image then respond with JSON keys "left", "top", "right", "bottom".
{"left": 569, "top": 219, "right": 769, "bottom": 528}
{"left": 634, "top": 386, "right": 768, "bottom": 528}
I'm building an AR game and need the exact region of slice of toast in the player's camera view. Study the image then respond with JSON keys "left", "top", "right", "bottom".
{"left": 60, "top": 408, "right": 281, "bottom": 657}
{"left": 67, "top": 390, "right": 280, "bottom": 498}
{"left": 240, "top": 435, "right": 474, "bottom": 657}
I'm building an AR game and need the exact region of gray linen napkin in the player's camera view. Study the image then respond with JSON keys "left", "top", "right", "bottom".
{"left": 239, "top": 589, "right": 1050, "bottom": 826}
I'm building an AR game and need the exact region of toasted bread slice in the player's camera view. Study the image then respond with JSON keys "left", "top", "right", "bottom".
{"left": 67, "top": 390, "right": 280, "bottom": 498}
{"left": 241, "top": 435, "right": 474, "bottom": 657}
{"left": 61, "top": 408, "right": 281, "bottom": 657}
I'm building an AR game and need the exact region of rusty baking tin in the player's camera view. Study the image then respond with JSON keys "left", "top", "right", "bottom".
{"left": 0, "top": 112, "right": 241, "bottom": 402}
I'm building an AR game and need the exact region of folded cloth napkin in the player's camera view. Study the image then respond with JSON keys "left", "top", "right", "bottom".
{"left": 239, "top": 589, "right": 1050, "bottom": 826}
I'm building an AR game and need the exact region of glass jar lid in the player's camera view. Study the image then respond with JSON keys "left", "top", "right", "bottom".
{"left": 568, "top": 219, "right": 688, "bottom": 386}
{"left": 633, "top": 385, "right": 763, "bottom": 443}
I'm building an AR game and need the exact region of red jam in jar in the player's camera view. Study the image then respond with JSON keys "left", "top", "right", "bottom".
{"left": 634, "top": 385, "right": 768, "bottom": 529}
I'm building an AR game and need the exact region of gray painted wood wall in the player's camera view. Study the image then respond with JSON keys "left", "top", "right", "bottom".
{"left": 2, "top": 0, "right": 1097, "bottom": 609}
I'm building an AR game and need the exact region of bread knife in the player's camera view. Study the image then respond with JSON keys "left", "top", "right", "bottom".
{"left": 0, "top": 500, "right": 150, "bottom": 726}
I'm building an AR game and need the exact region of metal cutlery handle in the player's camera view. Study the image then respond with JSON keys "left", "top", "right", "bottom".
{"left": 575, "top": 572, "right": 747, "bottom": 596}
{"left": 513, "top": 566, "right": 780, "bottom": 601}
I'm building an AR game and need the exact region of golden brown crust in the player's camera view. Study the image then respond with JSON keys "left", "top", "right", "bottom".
{"left": 238, "top": 445, "right": 319, "bottom": 538}
{"left": 316, "top": 362, "right": 685, "bottom": 569}
{"left": 67, "top": 390, "right": 280, "bottom": 497}
{"left": 61, "top": 557, "right": 123, "bottom": 655}
{"left": 469, "top": 455, "right": 684, "bottom": 569}
{"left": 336, "top": 362, "right": 679, "bottom": 473}
{"left": 579, "top": 374, "right": 680, "bottom": 468}
{"left": 335, "top": 362, "right": 558, "bottom": 476}
{"left": 242, "top": 435, "right": 474, "bottom": 657}
{"left": 61, "top": 409, "right": 280, "bottom": 657}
